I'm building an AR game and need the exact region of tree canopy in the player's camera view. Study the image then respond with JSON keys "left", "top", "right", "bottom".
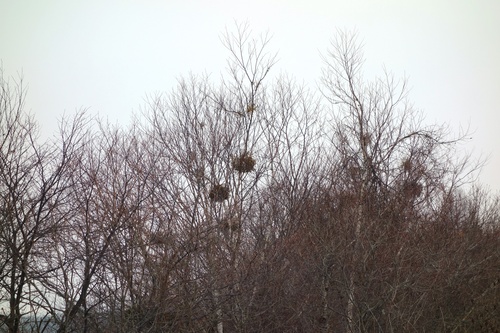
{"left": 1, "top": 25, "right": 499, "bottom": 333}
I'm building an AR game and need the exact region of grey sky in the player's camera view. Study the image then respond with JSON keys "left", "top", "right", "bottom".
{"left": 1, "top": 0, "right": 499, "bottom": 191}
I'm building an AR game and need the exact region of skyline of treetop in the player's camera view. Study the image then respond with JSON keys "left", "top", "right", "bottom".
{"left": 1, "top": 25, "right": 499, "bottom": 333}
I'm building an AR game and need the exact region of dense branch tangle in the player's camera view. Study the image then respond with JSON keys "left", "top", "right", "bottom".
{"left": 0, "top": 27, "right": 497, "bottom": 333}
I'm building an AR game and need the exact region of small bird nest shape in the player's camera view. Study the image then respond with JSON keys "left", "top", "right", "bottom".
{"left": 403, "top": 180, "right": 423, "bottom": 198}
{"left": 402, "top": 159, "right": 413, "bottom": 173}
{"left": 232, "top": 152, "right": 256, "bottom": 173}
{"left": 246, "top": 103, "right": 256, "bottom": 114}
{"left": 221, "top": 217, "right": 241, "bottom": 231}
{"left": 209, "top": 184, "right": 230, "bottom": 202}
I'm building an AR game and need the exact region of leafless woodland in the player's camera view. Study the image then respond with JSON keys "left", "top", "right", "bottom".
{"left": 1, "top": 25, "right": 499, "bottom": 333}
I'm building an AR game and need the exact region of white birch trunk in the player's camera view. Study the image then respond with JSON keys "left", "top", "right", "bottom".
{"left": 346, "top": 128, "right": 371, "bottom": 332}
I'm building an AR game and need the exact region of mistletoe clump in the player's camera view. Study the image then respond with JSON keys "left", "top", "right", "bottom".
{"left": 232, "top": 152, "right": 256, "bottom": 173}
{"left": 209, "top": 184, "right": 230, "bottom": 202}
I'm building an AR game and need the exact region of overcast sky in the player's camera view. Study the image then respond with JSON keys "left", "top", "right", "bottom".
{"left": 1, "top": 0, "right": 499, "bottom": 192}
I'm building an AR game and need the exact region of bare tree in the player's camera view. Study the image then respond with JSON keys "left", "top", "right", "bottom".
{"left": 319, "top": 30, "right": 481, "bottom": 333}
{"left": 3, "top": 26, "right": 497, "bottom": 333}
{"left": 26, "top": 120, "right": 149, "bottom": 333}
{"left": 0, "top": 69, "right": 86, "bottom": 333}
{"left": 134, "top": 22, "right": 329, "bottom": 333}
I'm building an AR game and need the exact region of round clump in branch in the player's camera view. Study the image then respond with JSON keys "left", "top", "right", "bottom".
{"left": 221, "top": 217, "right": 241, "bottom": 231}
{"left": 232, "top": 152, "right": 256, "bottom": 173}
{"left": 402, "top": 158, "right": 413, "bottom": 173}
{"left": 209, "top": 184, "right": 230, "bottom": 202}
{"left": 403, "top": 180, "right": 423, "bottom": 199}
{"left": 246, "top": 103, "right": 255, "bottom": 114}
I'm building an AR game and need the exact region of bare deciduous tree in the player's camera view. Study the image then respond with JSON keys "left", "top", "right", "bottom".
{"left": 0, "top": 70, "right": 86, "bottom": 333}
{"left": 318, "top": 30, "right": 484, "bottom": 333}
{"left": 1, "top": 27, "right": 498, "bottom": 333}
